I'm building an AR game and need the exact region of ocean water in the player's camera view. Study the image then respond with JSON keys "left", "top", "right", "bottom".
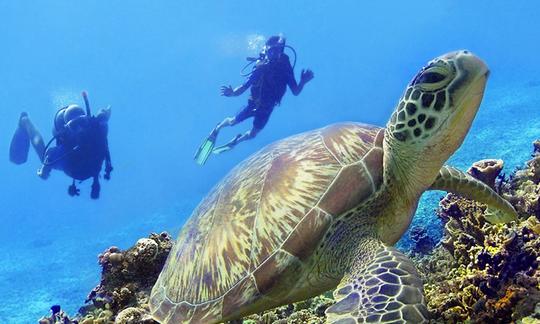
{"left": 0, "top": 1, "right": 539, "bottom": 322}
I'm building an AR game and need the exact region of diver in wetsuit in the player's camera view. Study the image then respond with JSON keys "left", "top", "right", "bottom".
{"left": 194, "top": 35, "right": 314, "bottom": 165}
{"left": 9, "top": 91, "right": 113, "bottom": 199}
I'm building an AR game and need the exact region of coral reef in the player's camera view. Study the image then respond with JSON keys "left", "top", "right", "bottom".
{"left": 38, "top": 141, "right": 540, "bottom": 323}
{"left": 38, "top": 230, "right": 331, "bottom": 324}
{"left": 408, "top": 225, "right": 436, "bottom": 255}
{"left": 78, "top": 232, "right": 172, "bottom": 323}
{"left": 466, "top": 158, "right": 504, "bottom": 189}
{"left": 241, "top": 294, "right": 334, "bottom": 324}
{"left": 38, "top": 305, "right": 76, "bottom": 324}
{"left": 412, "top": 141, "right": 540, "bottom": 323}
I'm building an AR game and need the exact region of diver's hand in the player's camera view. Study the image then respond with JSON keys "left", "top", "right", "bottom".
{"left": 104, "top": 165, "right": 113, "bottom": 180}
{"left": 300, "top": 69, "right": 314, "bottom": 84}
{"left": 68, "top": 184, "right": 80, "bottom": 197}
{"left": 37, "top": 166, "right": 50, "bottom": 180}
{"left": 220, "top": 85, "right": 234, "bottom": 97}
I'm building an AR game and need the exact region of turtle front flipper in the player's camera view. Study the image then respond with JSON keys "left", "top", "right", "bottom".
{"left": 429, "top": 165, "right": 517, "bottom": 223}
{"left": 326, "top": 242, "right": 428, "bottom": 323}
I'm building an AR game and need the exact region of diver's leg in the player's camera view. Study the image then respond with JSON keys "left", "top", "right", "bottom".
{"left": 91, "top": 176, "right": 100, "bottom": 199}
{"left": 37, "top": 146, "right": 66, "bottom": 179}
{"left": 214, "top": 116, "right": 237, "bottom": 132}
{"left": 19, "top": 113, "right": 46, "bottom": 161}
{"left": 232, "top": 127, "right": 260, "bottom": 145}
{"left": 214, "top": 103, "right": 254, "bottom": 134}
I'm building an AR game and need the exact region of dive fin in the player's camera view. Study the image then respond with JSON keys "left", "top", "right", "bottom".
{"left": 9, "top": 113, "right": 30, "bottom": 165}
{"left": 212, "top": 134, "right": 242, "bottom": 155}
{"left": 212, "top": 144, "right": 233, "bottom": 155}
{"left": 194, "top": 131, "right": 217, "bottom": 165}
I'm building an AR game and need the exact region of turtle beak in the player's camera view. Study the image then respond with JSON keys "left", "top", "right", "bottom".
{"left": 443, "top": 51, "right": 489, "bottom": 151}
{"left": 452, "top": 51, "right": 489, "bottom": 116}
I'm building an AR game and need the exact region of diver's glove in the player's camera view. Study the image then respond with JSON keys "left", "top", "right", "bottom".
{"left": 300, "top": 69, "right": 314, "bottom": 84}
{"left": 68, "top": 184, "right": 80, "bottom": 196}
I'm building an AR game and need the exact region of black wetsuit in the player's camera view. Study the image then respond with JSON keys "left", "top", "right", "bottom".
{"left": 46, "top": 116, "right": 110, "bottom": 181}
{"left": 235, "top": 54, "right": 294, "bottom": 130}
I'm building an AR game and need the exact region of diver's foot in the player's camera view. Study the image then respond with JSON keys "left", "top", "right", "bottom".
{"left": 209, "top": 127, "right": 219, "bottom": 140}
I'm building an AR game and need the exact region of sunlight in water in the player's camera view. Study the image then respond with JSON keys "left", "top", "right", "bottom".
{"left": 218, "top": 33, "right": 266, "bottom": 57}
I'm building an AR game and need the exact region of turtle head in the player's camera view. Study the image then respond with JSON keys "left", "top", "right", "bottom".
{"left": 384, "top": 51, "right": 489, "bottom": 188}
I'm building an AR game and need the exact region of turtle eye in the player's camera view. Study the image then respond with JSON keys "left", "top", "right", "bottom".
{"left": 412, "top": 62, "right": 453, "bottom": 92}
{"left": 416, "top": 71, "right": 445, "bottom": 84}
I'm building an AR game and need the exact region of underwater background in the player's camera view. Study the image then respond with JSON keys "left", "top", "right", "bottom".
{"left": 1, "top": 1, "right": 540, "bottom": 322}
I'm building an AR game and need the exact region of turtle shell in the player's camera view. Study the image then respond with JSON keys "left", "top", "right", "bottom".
{"left": 150, "top": 122, "right": 385, "bottom": 323}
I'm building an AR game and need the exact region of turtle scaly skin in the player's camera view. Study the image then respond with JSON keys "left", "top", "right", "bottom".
{"left": 150, "top": 51, "right": 516, "bottom": 323}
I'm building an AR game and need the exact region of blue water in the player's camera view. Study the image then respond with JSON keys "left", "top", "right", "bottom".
{"left": 1, "top": 1, "right": 539, "bottom": 322}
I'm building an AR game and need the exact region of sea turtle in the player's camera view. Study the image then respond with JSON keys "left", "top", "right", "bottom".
{"left": 149, "top": 51, "right": 517, "bottom": 323}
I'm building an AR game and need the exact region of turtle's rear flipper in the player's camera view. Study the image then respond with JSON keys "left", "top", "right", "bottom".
{"left": 194, "top": 130, "right": 218, "bottom": 165}
{"left": 9, "top": 113, "right": 30, "bottom": 165}
{"left": 326, "top": 241, "right": 428, "bottom": 323}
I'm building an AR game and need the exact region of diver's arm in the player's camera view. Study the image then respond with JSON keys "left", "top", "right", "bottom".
{"left": 220, "top": 79, "right": 253, "bottom": 97}
{"left": 221, "top": 69, "right": 258, "bottom": 97}
{"left": 288, "top": 69, "right": 314, "bottom": 96}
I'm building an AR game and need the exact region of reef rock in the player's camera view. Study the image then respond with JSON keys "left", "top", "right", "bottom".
{"left": 79, "top": 232, "right": 172, "bottom": 323}
{"left": 413, "top": 141, "right": 540, "bottom": 323}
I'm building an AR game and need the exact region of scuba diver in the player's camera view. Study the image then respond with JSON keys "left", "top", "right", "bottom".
{"left": 194, "top": 35, "right": 314, "bottom": 165}
{"left": 9, "top": 91, "right": 113, "bottom": 199}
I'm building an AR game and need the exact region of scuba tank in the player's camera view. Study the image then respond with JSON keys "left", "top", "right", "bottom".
{"left": 240, "top": 42, "right": 297, "bottom": 77}
{"left": 43, "top": 93, "right": 91, "bottom": 166}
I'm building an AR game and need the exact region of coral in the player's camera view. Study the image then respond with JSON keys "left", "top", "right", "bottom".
{"left": 408, "top": 226, "right": 436, "bottom": 255}
{"left": 37, "top": 142, "right": 540, "bottom": 323}
{"left": 38, "top": 305, "right": 76, "bottom": 324}
{"left": 413, "top": 140, "right": 540, "bottom": 323}
{"left": 115, "top": 307, "right": 155, "bottom": 324}
{"left": 241, "top": 294, "right": 334, "bottom": 324}
{"left": 467, "top": 158, "right": 504, "bottom": 189}
{"left": 79, "top": 232, "right": 172, "bottom": 322}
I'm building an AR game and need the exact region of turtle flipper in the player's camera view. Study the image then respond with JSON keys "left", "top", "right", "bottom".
{"left": 429, "top": 165, "right": 517, "bottom": 224}
{"left": 326, "top": 244, "right": 428, "bottom": 323}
